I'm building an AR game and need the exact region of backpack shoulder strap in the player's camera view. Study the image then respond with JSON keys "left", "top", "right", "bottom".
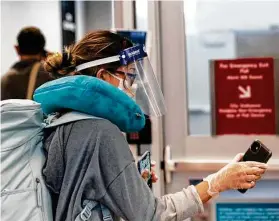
{"left": 75, "top": 200, "right": 113, "bottom": 221}
{"left": 100, "top": 203, "right": 113, "bottom": 221}
{"left": 46, "top": 111, "right": 102, "bottom": 128}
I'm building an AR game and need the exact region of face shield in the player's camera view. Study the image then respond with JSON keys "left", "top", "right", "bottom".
{"left": 75, "top": 45, "right": 166, "bottom": 117}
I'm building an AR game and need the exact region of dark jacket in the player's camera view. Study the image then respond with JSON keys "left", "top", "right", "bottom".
{"left": 1, "top": 60, "right": 53, "bottom": 100}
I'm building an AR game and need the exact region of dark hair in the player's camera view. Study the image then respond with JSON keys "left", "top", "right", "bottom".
{"left": 44, "top": 30, "right": 133, "bottom": 78}
{"left": 17, "top": 26, "right": 46, "bottom": 55}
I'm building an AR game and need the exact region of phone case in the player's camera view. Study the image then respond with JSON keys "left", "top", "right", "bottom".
{"left": 238, "top": 140, "right": 272, "bottom": 193}
{"left": 242, "top": 140, "right": 272, "bottom": 163}
{"left": 137, "top": 151, "right": 152, "bottom": 188}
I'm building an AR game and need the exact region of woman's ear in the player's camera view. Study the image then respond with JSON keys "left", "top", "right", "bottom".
{"left": 96, "top": 69, "right": 105, "bottom": 79}
{"left": 96, "top": 69, "right": 111, "bottom": 81}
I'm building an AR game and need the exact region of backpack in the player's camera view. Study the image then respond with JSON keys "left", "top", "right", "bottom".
{"left": 1, "top": 99, "right": 113, "bottom": 221}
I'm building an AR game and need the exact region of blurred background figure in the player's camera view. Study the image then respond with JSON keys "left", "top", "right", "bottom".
{"left": 1, "top": 27, "right": 53, "bottom": 100}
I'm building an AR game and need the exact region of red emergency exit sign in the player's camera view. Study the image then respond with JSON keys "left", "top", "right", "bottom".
{"left": 214, "top": 57, "right": 276, "bottom": 135}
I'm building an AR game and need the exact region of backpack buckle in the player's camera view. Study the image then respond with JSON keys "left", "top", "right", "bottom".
{"left": 80, "top": 205, "right": 92, "bottom": 221}
{"left": 103, "top": 215, "right": 113, "bottom": 221}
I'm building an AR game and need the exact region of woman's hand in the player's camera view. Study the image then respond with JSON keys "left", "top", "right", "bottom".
{"left": 204, "top": 153, "right": 268, "bottom": 196}
{"left": 141, "top": 161, "right": 158, "bottom": 183}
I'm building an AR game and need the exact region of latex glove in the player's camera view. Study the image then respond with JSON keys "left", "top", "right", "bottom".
{"left": 203, "top": 153, "right": 268, "bottom": 196}
{"left": 141, "top": 161, "right": 158, "bottom": 183}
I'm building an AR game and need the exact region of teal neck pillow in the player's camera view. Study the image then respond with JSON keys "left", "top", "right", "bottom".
{"left": 33, "top": 75, "right": 145, "bottom": 132}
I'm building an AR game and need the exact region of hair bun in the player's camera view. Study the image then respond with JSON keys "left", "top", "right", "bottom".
{"left": 44, "top": 51, "right": 75, "bottom": 78}
{"left": 44, "top": 52, "right": 63, "bottom": 74}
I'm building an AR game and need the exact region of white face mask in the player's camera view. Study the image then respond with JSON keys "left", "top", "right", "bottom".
{"left": 109, "top": 73, "right": 135, "bottom": 98}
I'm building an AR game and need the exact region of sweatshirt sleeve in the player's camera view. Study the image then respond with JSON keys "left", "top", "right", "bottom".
{"left": 101, "top": 161, "right": 204, "bottom": 221}
{"left": 97, "top": 122, "right": 204, "bottom": 221}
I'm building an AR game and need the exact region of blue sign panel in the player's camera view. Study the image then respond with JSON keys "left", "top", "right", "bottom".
{"left": 216, "top": 203, "right": 279, "bottom": 221}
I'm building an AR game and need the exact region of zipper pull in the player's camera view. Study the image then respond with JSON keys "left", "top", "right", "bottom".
{"left": 36, "top": 178, "right": 42, "bottom": 207}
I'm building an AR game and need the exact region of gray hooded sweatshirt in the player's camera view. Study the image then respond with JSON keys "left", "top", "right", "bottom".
{"left": 43, "top": 118, "right": 204, "bottom": 221}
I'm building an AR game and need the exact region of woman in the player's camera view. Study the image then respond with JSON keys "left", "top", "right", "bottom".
{"left": 42, "top": 31, "right": 267, "bottom": 221}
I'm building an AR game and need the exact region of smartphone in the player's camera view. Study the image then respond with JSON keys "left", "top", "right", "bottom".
{"left": 238, "top": 139, "right": 272, "bottom": 193}
{"left": 137, "top": 151, "right": 152, "bottom": 188}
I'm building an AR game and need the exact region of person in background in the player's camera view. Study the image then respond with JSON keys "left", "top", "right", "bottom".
{"left": 1, "top": 26, "right": 53, "bottom": 100}
{"left": 42, "top": 30, "right": 268, "bottom": 221}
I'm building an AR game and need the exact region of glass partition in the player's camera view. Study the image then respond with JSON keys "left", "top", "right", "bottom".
{"left": 184, "top": 0, "right": 279, "bottom": 135}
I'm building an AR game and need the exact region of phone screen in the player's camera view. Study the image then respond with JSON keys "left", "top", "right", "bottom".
{"left": 137, "top": 151, "right": 152, "bottom": 188}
